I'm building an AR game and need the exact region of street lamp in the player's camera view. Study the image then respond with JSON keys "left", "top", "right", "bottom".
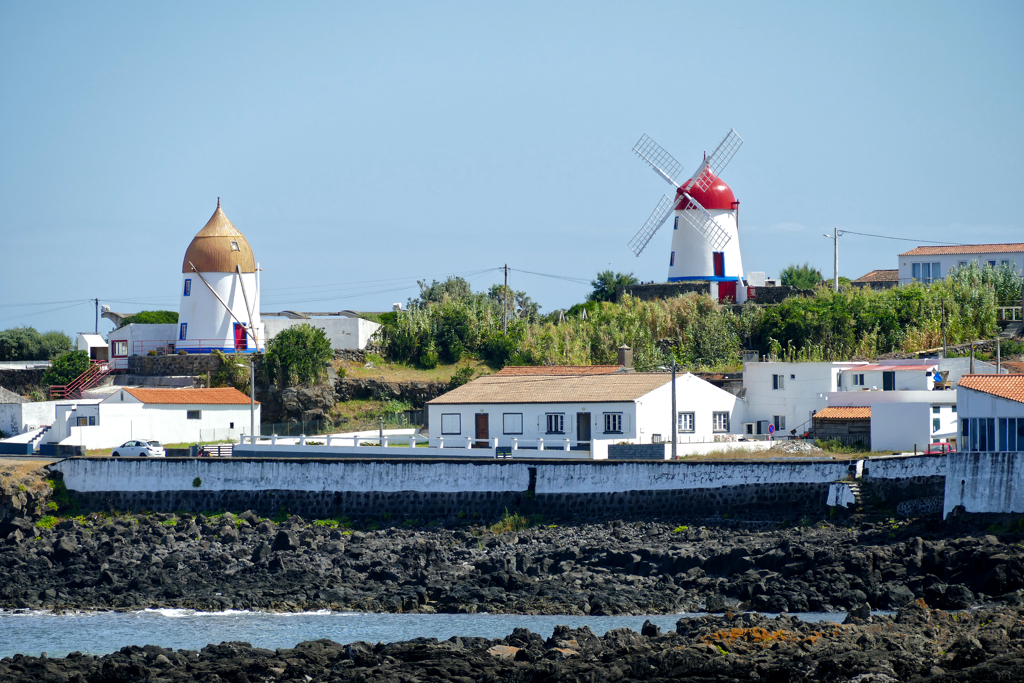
{"left": 822, "top": 228, "right": 845, "bottom": 292}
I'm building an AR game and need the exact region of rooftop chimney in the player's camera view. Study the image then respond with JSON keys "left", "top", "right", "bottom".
{"left": 617, "top": 345, "right": 633, "bottom": 370}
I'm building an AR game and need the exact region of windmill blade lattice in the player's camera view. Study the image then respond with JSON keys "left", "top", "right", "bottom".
{"left": 677, "top": 193, "right": 732, "bottom": 251}
{"left": 628, "top": 194, "right": 678, "bottom": 256}
{"left": 632, "top": 135, "right": 684, "bottom": 187}
{"left": 692, "top": 129, "right": 744, "bottom": 192}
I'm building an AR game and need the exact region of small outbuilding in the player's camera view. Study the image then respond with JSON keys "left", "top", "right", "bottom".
{"left": 812, "top": 406, "right": 871, "bottom": 449}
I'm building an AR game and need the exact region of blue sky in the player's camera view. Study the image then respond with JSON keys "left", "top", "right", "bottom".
{"left": 1, "top": 1, "right": 1022, "bottom": 337}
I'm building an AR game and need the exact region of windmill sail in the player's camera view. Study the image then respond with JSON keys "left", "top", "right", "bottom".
{"left": 691, "top": 129, "right": 743, "bottom": 192}
{"left": 632, "top": 135, "right": 684, "bottom": 187}
{"left": 677, "top": 193, "right": 732, "bottom": 252}
{"left": 628, "top": 194, "right": 677, "bottom": 256}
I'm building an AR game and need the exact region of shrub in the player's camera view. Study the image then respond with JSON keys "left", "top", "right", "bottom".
{"left": 117, "top": 311, "right": 178, "bottom": 327}
{"left": 490, "top": 509, "right": 531, "bottom": 534}
{"left": 41, "top": 351, "right": 91, "bottom": 388}
{"left": 448, "top": 366, "right": 476, "bottom": 390}
{"left": 588, "top": 270, "right": 639, "bottom": 303}
{"left": 262, "top": 323, "right": 332, "bottom": 387}
{"left": 0, "top": 327, "right": 72, "bottom": 361}
{"left": 780, "top": 263, "right": 824, "bottom": 289}
{"left": 37, "top": 515, "right": 58, "bottom": 530}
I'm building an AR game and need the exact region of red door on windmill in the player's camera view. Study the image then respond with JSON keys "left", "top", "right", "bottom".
{"left": 233, "top": 323, "right": 247, "bottom": 351}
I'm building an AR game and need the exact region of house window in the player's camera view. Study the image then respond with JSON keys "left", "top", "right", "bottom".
{"left": 999, "top": 418, "right": 1023, "bottom": 451}
{"left": 958, "top": 260, "right": 967, "bottom": 267}
{"left": 112, "top": 341, "right": 128, "bottom": 357}
{"left": 546, "top": 413, "right": 565, "bottom": 434}
{"left": 230, "top": 241, "right": 240, "bottom": 251}
{"left": 677, "top": 412, "right": 694, "bottom": 433}
{"left": 183, "top": 279, "right": 191, "bottom": 296}
{"left": 1000, "top": 260, "right": 1010, "bottom": 267}
{"left": 179, "top": 323, "right": 188, "bottom": 341}
{"left": 673, "top": 216, "right": 679, "bottom": 230}
{"left": 502, "top": 413, "right": 523, "bottom": 435}
{"left": 669, "top": 251, "right": 675, "bottom": 267}
{"left": 772, "top": 374, "right": 785, "bottom": 390}
{"left": 987, "top": 260, "right": 996, "bottom": 267}
{"left": 77, "top": 417, "right": 88, "bottom": 426}
{"left": 712, "top": 412, "right": 729, "bottom": 433}
{"left": 441, "top": 413, "right": 461, "bottom": 435}
{"left": 603, "top": 413, "right": 622, "bottom": 433}
{"left": 933, "top": 418, "right": 940, "bottom": 432}
{"left": 912, "top": 262, "right": 942, "bottom": 283}
{"left": 850, "top": 373, "right": 865, "bottom": 386}
{"left": 932, "top": 406, "right": 941, "bottom": 414}
{"left": 229, "top": 422, "right": 234, "bottom": 429}
{"left": 88, "top": 416, "right": 96, "bottom": 426}
{"left": 772, "top": 415, "right": 786, "bottom": 431}
{"left": 187, "top": 410, "right": 202, "bottom": 420}
{"left": 952, "top": 404, "right": 957, "bottom": 413}
{"left": 965, "top": 417, "right": 996, "bottom": 452}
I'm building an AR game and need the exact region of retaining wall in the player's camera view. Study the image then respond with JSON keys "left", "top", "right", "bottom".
{"left": 48, "top": 453, "right": 948, "bottom": 521}
{"left": 127, "top": 354, "right": 221, "bottom": 377}
{"left": 944, "top": 452, "right": 1024, "bottom": 518}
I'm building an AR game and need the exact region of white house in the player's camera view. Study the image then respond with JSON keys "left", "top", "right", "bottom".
{"left": 263, "top": 314, "right": 380, "bottom": 351}
{"left": 944, "top": 374, "right": 1024, "bottom": 517}
{"left": 827, "top": 389, "right": 958, "bottom": 452}
{"left": 898, "top": 243, "right": 1024, "bottom": 285}
{"left": 47, "top": 387, "right": 259, "bottom": 450}
{"left": 426, "top": 371, "right": 744, "bottom": 458}
{"left": 76, "top": 333, "right": 108, "bottom": 361}
{"left": 105, "top": 324, "right": 179, "bottom": 372}
{"left": 837, "top": 362, "right": 939, "bottom": 392}
{"left": 742, "top": 360, "right": 866, "bottom": 436}
{"left": 178, "top": 199, "right": 266, "bottom": 355}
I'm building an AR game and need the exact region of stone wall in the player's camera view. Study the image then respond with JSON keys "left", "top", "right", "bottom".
{"left": 614, "top": 282, "right": 710, "bottom": 303}
{"left": 127, "top": 354, "right": 222, "bottom": 377}
{"left": 0, "top": 369, "right": 45, "bottom": 395}
{"left": 747, "top": 286, "right": 813, "bottom": 304}
{"left": 608, "top": 444, "right": 667, "bottom": 460}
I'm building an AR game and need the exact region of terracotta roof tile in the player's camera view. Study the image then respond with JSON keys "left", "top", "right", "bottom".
{"left": 496, "top": 365, "right": 625, "bottom": 376}
{"left": 123, "top": 387, "right": 257, "bottom": 405}
{"left": 428, "top": 373, "right": 672, "bottom": 405}
{"left": 851, "top": 269, "right": 899, "bottom": 284}
{"left": 957, "top": 374, "right": 1024, "bottom": 405}
{"left": 814, "top": 406, "right": 871, "bottom": 419}
{"left": 899, "top": 243, "right": 1024, "bottom": 257}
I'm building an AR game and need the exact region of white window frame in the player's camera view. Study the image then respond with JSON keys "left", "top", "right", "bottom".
{"left": 603, "top": 412, "right": 623, "bottom": 434}
{"left": 112, "top": 340, "right": 128, "bottom": 357}
{"left": 502, "top": 413, "right": 523, "bottom": 435}
{"left": 851, "top": 373, "right": 865, "bottom": 386}
{"left": 712, "top": 412, "right": 730, "bottom": 433}
{"left": 677, "top": 412, "right": 695, "bottom": 433}
{"left": 772, "top": 374, "right": 785, "bottom": 390}
{"left": 441, "top": 413, "right": 462, "bottom": 435}
{"left": 773, "top": 415, "right": 786, "bottom": 431}
{"left": 545, "top": 413, "right": 565, "bottom": 434}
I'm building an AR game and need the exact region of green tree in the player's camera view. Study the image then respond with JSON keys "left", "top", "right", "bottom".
{"left": 0, "top": 327, "right": 72, "bottom": 361}
{"left": 410, "top": 276, "right": 474, "bottom": 307}
{"left": 41, "top": 351, "right": 91, "bottom": 387}
{"left": 780, "top": 263, "right": 824, "bottom": 289}
{"left": 262, "top": 324, "right": 332, "bottom": 388}
{"left": 117, "top": 311, "right": 178, "bottom": 327}
{"left": 587, "top": 270, "right": 639, "bottom": 303}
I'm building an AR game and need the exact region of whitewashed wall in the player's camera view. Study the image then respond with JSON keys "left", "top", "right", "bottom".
{"left": 898, "top": 252, "right": 1024, "bottom": 285}
{"left": 743, "top": 361, "right": 863, "bottom": 433}
{"left": 263, "top": 317, "right": 381, "bottom": 351}
{"left": 945, "top": 452, "right": 1024, "bottom": 517}
{"left": 0, "top": 400, "right": 64, "bottom": 436}
{"left": 828, "top": 390, "right": 958, "bottom": 451}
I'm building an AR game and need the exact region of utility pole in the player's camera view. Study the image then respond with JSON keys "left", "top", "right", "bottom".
{"left": 250, "top": 355, "right": 255, "bottom": 443}
{"left": 941, "top": 299, "right": 948, "bottom": 359}
{"left": 670, "top": 360, "right": 678, "bottom": 460}
{"left": 503, "top": 264, "right": 509, "bottom": 335}
{"left": 822, "top": 228, "right": 843, "bottom": 292}
{"left": 94, "top": 298, "right": 99, "bottom": 335}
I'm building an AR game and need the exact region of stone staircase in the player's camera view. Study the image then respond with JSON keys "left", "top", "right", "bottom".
{"left": 999, "top": 321, "right": 1023, "bottom": 340}
{"left": 845, "top": 481, "right": 863, "bottom": 505}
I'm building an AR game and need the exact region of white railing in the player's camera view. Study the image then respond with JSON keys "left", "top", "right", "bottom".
{"left": 998, "top": 306, "right": 1022, "bottom": 322}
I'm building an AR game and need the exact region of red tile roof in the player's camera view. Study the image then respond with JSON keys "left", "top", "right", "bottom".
{"left": 123, "top": 387, "right": 257, "bottom": 405}
{"left": 849, "top": 364, "right": 937, "bottom": 372}
{"left": 957, "top": 375, "right": 1024, "bottom": 405}
{"left": 496, "top": 365, "right": 625, "bottom": 376}
{"left": 814, "top": 406, "right": 871, "bottom": 419}
{"left": 899, "top": 243, "right": 1024, "bottom": 257}
{"left": 851, "top": 269, "right": 899, "bottom": 284}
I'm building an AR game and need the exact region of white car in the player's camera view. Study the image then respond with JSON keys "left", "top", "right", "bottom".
{"left": 111, "top": 440, "right": 166, "bottom": 458}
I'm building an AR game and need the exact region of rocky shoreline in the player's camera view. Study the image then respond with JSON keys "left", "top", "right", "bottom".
{"left": 2, "top": 602, "right": 1023, "bottom": 682}
{"left": 3, "top": 511, "right": 1024, "bottom": 616}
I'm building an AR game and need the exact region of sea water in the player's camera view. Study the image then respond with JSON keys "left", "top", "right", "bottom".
{"left": 0, "top": 609, "right": 855, "bottom": 658}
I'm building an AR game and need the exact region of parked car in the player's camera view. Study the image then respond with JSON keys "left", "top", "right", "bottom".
{"left": 111, "top": 440, "right": 166, "bottom": 458}
{"left": 923, "top": 443, "right": 956, "bottom": 455}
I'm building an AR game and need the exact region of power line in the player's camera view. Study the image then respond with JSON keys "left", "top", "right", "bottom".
{"left": 0, "top": 301, "right": 93, "bottom": 324}
{"left": 840, "top": 230, "right": 968, "bottom": 246}
{"left": 0, "top": 298, "right": 94, "bottom": 308}
{"left": 509, "top": 268, "right": 591, "bottom": 286}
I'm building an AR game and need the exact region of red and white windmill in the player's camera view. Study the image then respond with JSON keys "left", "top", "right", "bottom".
{"left": 629, "top": 129, "right": 744, "bottom": 286}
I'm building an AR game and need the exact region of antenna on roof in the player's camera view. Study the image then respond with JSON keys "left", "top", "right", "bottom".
{"left": 217, "top": 197, "right": 221, "bottom": 208}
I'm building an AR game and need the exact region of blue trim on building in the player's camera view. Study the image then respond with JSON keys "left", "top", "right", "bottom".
{"left": 668, "top": 276, "right": 745, "bottom": 283}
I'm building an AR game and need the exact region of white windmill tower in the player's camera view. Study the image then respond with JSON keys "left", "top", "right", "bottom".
{"left": 629, "top": 129, "right": 745, "bottom": 292}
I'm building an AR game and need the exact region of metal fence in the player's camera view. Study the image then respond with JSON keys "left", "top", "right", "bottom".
{"left": 260, "top": 415, "right": 423, "bottom": 437}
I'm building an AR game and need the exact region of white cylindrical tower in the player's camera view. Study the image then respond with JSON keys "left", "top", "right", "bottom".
{"left": 666, "top": 171, "right": 743, "bottom": 282}
{"left": 177, "top": 200, "right": 264, "bottom": 354}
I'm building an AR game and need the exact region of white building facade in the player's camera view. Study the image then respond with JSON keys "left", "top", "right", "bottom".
{"left": 828, "top": 390, "right": 958, "bottom": 452}
{"left": 263, "top": 316, "right": 381, "bottom": 351}
{"left": 742, "top": 361, "right": 866, "bottom": 436}
{"left": 105, "top": 324, "right": 178, "bottom": 372}
{"left": 898, "top": 243, "right": 1024, "bottom": 285}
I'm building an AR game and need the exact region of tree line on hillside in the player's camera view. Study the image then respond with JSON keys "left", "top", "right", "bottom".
{"left": 372, "top": 262, "right": 1023, "bottom": 372}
